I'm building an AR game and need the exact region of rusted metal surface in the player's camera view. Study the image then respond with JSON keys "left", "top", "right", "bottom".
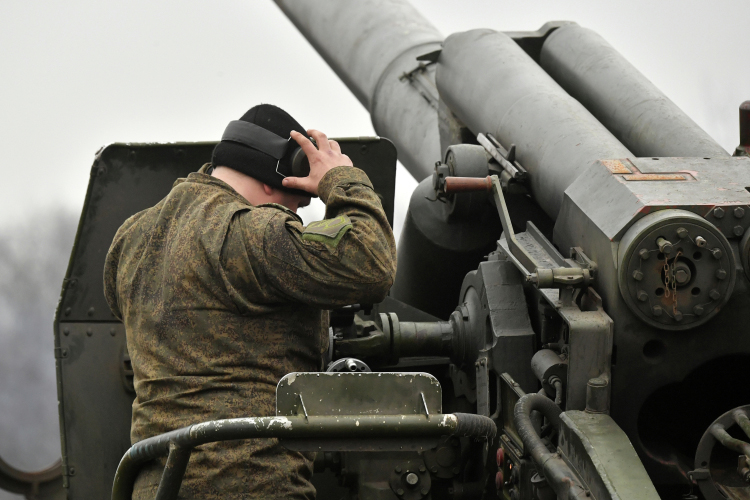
{"left": 442, "top": 175, "right": 492, "bottom": 194}
{"left": 601, "top": 159, "right": 632, "bottom": 174}
{"left": 622, "top": 173, "right": 690, "bottom": 181}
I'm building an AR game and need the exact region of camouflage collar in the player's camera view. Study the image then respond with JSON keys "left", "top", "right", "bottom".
{"left": 174, "top": 163, "right": 252, "bottom": 206}
{"left": 177, "top": 163, "right": 302, "bottom": 222}
{"left": 257, "top": 202, "right": 302, "bottom": 222}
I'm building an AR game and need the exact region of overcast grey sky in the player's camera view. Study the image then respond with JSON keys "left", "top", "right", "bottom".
{"left": 1, "top": 0, "right": 748, "bottom": 230}
{"left": 0, "top": 0, "right": 748, "bottom": 480}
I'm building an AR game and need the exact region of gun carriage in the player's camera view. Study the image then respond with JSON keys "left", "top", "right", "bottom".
{"left": 2, "top": 1, "right": 750, "bottom": 499}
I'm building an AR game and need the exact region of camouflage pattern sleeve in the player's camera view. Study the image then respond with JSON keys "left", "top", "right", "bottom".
{"left": 231, "top": 166, "right": 397, "bottom": 309}
{"left": 103, "top": 210, "right": 148, "bottom": 321}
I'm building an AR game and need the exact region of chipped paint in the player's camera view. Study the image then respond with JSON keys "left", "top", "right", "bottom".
{"left": 438, "top": 414, "right": 457, "bottom": 428}
{"left": 286, "top": 373, "right": 296, "bottom": 385}
{"left": 267, "top": 417, "right": 293, "bottom": 430}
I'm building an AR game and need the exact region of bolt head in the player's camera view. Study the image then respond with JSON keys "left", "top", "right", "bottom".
{"left": 694, "top": 305, "right": 704, "bottom": 316}
{"left": 735, "top": 207, "right": 746, "bottom": 218}
{"left": 716, "top": 269, "right": 727, "bottom": 280}
{"left": 397, "top": 488, "right": 405, "bottom": 496}
{"left": 674, "top": 310, "right": 684, "bottom": 321}
{"left": 395, "top": 466, "right": 402, "bottom": 473}
{"left": 711, "top": 248, "right": 723, "bottom": 259}
{"left": 632, "top": 270, "right": 644, "bottom": 281}
{"left": 735, "top": 225, "right": 745, "bottom": 236}
{"left": 637, "top": 290, "right": 649, "bottom": 302}
{"left": 714, "top": 207, "right": 725, "bottom": 218}
{"left": 421, "top": 488, "right": 429, "bottom": 496}
{"left": 709, "top": 289, "right": 721, "bottom": 300}
{"left": 639, "top": 249, "right": 650, "bottom": 260}
{"left": 695, "top": 236, "right": 707, "bottom": 248}
{"left": 677, "top": 227, "right": 689, "bottom": 239}
{"left": 652, "top": 305, "right": 663, "bottom": 316}
{"left": 406, "top": 472, "right": 419, "bottom": 485}
{"left": 674, "top": 269, "right": 690, "bottom": 284}
{"left": 419, "top": 465, "right": 426, "bottom": 473}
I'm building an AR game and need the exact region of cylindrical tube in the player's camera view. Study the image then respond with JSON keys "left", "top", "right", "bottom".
{"left": 443, "top": 176, "right": 492, "bottom": 194}
{"left": 540, "top": 24, "right": 728, "bottom": 158}
{"left": 391, "top": 178, "right": 501, "bottom": 318}
{"left": 112, "top": 413, "right": 496, "bottom": 500}
{"left": 395, "top": 320, "right": 453, "bottom": 358}
{"left": 436, "top": 29, "right": 632, "bottom": 219}
{"left": 274, "top": 0, "right": 443, "bottom": 180}
{"left": 739, "top": 101, "right": 750, "bottom": 154}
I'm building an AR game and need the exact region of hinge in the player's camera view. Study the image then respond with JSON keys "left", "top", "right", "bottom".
{"left": 54, "top": 347, "right": 69, "bottom": 359}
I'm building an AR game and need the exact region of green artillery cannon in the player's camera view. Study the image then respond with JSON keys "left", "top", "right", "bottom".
{"left": 3, "top": 0, "right": 750, "bottom": 499}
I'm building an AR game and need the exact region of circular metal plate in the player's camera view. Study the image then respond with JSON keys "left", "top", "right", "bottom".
{"left": 618, "top": 210, "right": 735, "bottom": 330}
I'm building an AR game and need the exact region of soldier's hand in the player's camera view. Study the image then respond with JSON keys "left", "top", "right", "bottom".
{"left": 283, "top": 129, "right": 353, "bottom": 196}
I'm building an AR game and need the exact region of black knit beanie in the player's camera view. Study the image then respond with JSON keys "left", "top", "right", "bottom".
{"left": 211, "top": 104, "right": 313, "bottom": 197}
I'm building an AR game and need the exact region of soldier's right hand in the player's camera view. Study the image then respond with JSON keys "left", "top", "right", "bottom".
{"left": 283, "top": 129, "right": 353, "bottom": 196}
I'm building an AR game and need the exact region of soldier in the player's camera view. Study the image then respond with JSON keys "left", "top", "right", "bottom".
{"left": 104, "top": 104, "right": 397, "bottom": 499}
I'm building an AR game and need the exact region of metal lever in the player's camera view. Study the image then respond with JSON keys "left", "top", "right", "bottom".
{"left": 436, "top": 175, "right": 592, "bottom": 289}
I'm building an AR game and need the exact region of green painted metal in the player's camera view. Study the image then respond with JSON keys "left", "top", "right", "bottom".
{"left": 559, "top": 411, "right": 661, "bottom": 500}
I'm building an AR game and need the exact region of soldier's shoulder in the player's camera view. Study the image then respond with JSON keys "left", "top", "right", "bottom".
{"left": 233, "top": 203, "right": 301, "bottom": 239}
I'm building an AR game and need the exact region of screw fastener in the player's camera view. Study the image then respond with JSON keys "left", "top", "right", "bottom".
{"left": 711, "top": 248, "right": 723, "bottom": 259}
{"left": 406, "top": 472, "right": 419, "bottom": 486}
{"left": 735, "top": 207, "right": 746, "bottom": 218}
{"left": 716, "top": 269, "right": 727, "bottom": 280}
{"left": 656, "top": 237, "right": 673, "bottom": 254}
{"left": 639, "top": 249, "right": 650, "bottom": 260}
{"left": 694, "top": 305, "right": 704, "bottom": 316}
{"left": 695, "top": 236, "right": 707, "bottom": 248}
{"left": 677, "top": 227, "right": 689, "bottom": 239}
{"left": 674, "top": 310, "right": 684, "bottom": 321}
{"left": 714, "top": 207, "right": 725, "bottom": 218}
{"left": 709, "top": 289, "right": 721, "bottom": 300}
{"left": 637, "top": 290, "right": 649, "bottom": 302}
{"left": 734, "top": 225, "right": 745, "bottom": 237}
{"left": 632, "top": 270, "right": 644, "bottom": 281}
{"left": 652, "top": 305, "right": 663, "bottom": 316}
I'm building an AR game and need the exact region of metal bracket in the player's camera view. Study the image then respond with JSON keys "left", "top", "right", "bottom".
{"left": 475, "top": 356, "right": 491, "bottom": 417}
{"left": 477, "top": 133, "right": 527, "bottom": 183}
{"left": 488, "top": 175, "right": 593, "bottom": 289}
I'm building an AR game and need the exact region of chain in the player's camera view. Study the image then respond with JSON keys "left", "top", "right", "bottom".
{"left": 662, "top": 251, "right": 682, "bottom": 314}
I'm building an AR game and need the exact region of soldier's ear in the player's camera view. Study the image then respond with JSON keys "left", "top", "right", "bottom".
{"left": 262, "top": 184, "right": 275, "bottom": 196}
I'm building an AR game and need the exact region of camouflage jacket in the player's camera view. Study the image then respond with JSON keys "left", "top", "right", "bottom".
{"left": 104, "top": 164, "right": 396, "bottom": 499}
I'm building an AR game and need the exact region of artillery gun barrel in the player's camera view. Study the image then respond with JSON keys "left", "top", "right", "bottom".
{"left": 273, "top": 0, "right": 443, "bottom": 180}
{"left": 436, "top": 29, "right": 633, "bottom": 219}
{"left": 539, "top": 24, "right": 729, "bottom": 158}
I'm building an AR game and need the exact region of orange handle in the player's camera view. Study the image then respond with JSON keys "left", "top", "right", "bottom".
{"left": 443, "top": 176, "right": 493, "bottom": 194}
